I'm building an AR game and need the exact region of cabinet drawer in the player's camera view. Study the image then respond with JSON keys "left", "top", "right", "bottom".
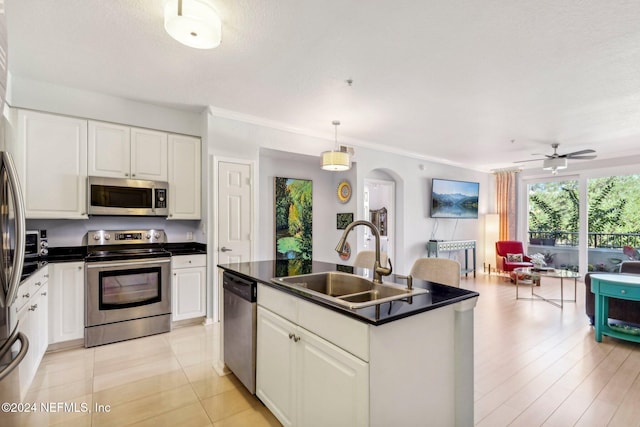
{"left": 599, "top": 282, "right": 640, "bottom": 299}
{"left": 15, "top": 267, "right": 49, "bottom": 311}
{"left": 172, "top": 254, "right": 206, "bottom": 269}
{"left": 258, "top": 283, "right": 298, "bottom": 324}
{"left": 298, "top": 298, "right": 369, "bottom": 362}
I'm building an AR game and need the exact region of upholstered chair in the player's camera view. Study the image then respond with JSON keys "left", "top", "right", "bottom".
{"left": 353, "top": 250, "right": 389, "bottom": 270}
{"left": 410, "top": 258, "right": 461, "bottom": 287}
{"left": 495, "top": 241, "right": 534, "bottom": 272}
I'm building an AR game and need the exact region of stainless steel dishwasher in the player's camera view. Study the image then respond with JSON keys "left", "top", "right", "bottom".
{"left": 223, "top": 271, "right": 257, "bottom": 394}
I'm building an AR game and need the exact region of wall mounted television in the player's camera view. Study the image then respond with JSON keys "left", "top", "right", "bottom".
{"left": 430, "top": 178, "right": 479, "bottom": 219}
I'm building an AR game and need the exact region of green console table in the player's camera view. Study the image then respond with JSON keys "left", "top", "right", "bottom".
{"left": 590, "top": 273, "right": 640, "bottom": 343}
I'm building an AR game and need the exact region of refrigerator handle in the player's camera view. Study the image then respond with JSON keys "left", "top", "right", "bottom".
{"left": 0, "top": 330, "right": 28, "bottom": 381}
{"left": 2, "top": 152, "right": 26, "bottom": 307}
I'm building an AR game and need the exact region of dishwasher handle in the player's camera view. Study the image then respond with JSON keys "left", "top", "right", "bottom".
{"left": 223, "top": 272, "right": 257, "bottom": 302}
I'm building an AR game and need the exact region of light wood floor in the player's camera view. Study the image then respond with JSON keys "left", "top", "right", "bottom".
{"left": 5, "top": 273, "right": 640, "bottom": 426}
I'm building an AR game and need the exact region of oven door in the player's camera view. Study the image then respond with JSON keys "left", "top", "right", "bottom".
{"left": 85, "top": 258, "right": 170, "bottom": 327}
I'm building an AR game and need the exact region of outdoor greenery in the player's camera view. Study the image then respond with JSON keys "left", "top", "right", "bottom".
{"left": 528, "top": 175, "right": 640, "bottom": 235}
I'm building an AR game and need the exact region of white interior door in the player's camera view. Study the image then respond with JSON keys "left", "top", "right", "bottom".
{"left": 217, "top": 161, "right": 252, "bottom": 264}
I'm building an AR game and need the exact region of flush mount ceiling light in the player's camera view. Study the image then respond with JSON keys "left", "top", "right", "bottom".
{"left": 164, "top": 0, "right": 221, "bottom": 49}
{"left": 542, "top": 157, "right": 568, "bottom": 175}
{"left": 321, "top": 121, "right": 351, "bottom": 171}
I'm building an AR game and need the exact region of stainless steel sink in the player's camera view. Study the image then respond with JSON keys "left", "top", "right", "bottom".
{"left": 271, "top": 271, "right": 427, "bottom": 309}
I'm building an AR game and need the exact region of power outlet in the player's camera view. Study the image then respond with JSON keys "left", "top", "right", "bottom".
{"left": 187, "top": 232, "right": 193, "bottom": 241}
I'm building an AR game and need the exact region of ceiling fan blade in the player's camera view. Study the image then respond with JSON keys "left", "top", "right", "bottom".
{"left": 514, "top": 158, "right": 545, "bottom": 163}
{"left": 566, "top": 154, "right": 597, "bottom": 160}
{"left": 563, "top": 149, "right": 596, "bottom": 157}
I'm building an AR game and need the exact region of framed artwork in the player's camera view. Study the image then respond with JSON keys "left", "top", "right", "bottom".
{"left": 275, "top": 177, "right": 313, "bottom": 260}
{"left": 336, "top": 212, "right": 354, "bottom": 230}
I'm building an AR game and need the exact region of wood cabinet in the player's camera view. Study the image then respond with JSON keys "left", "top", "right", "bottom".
{"left": 88, "top": 121, "right": 168, "bottom": 181}
{"left": 171, "top": 254, "right": 206, "bottom": 321}
{"left": 14, "top": 267, "right": 49, "bottom": 401}
{"left": 168, "top": 134, "right": 201, "bottom": 219}
{"left": 48, "top": 262, "right": 85, "bottom": 344}
{"left": 13, "top": 110, "right": 88, "bottom": 219}
{"left": 256, "top": 285, "right": 369, "bottom": 427}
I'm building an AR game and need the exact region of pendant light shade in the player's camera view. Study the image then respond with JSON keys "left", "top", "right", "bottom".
{"left": 164, "top": 0, "right": 222, "bottom": 49}
{"left": 321, "top": 121, "right": 351, "bottom": 171}
{"left": 321, "top": 150, "right": 351, "bottom": 171}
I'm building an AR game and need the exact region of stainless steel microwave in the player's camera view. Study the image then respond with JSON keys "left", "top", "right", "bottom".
{"left": 88, "top": 177, "right": 168, "bottom": 216}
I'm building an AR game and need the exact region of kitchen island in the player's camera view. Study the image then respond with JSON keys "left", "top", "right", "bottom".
{"left": 218, "top": 260, "right": 479, "bottom": 427}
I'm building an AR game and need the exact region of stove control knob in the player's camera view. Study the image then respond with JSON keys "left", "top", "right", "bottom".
{"left": 93, "top": 234, "right": 101, "bottom": 241}
{"left": 40, "top": 241, "right": 48, "bottom": 248}
{"left": 154, "top": 232, "right": 161, "bottom": 239}
{"left": 104, "top": 233, "right": 111, "bottom": 241}
{"left": 146, "top": 233, "right": 151, "bottom": 239}
{"left": 40, "top": 248, "right": 49, "bottom": 256}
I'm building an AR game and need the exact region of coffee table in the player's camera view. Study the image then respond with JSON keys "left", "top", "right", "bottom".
{"left": 513, "top": 267, "right": 579, "bottom": 308}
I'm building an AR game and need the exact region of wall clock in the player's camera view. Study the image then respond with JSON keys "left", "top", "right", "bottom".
{"left": 337, "top": 180, "right": 352, "bottom": 203}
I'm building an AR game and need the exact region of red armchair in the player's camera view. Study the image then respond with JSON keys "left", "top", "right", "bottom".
{"left": 495, "top": 241, "right": 534, "bottom": 272}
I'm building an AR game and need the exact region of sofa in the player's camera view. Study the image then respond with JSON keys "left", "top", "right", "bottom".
{"left": 585, "top": 261, "right": 640, "bottom": 325}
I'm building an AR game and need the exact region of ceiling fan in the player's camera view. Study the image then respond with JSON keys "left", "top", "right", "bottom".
{"left": 515, "top": 143, "right": 597, "bottom": 174}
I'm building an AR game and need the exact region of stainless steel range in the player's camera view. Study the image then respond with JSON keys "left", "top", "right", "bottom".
{"left": 84, "top": 229, "right": 171, "bottom": 347}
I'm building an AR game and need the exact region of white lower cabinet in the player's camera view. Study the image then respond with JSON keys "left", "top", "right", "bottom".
{"left": 254, "top": 281, "right": 478, "bottom": 427}
{"left": 15, "top": 269, "right": 49, "bottom": 401}
{"left": 171, "top": 255, "right": 206, "bottom": 321}
{"left": 256, "top": 305, "right": 369, "bottom": 427}
{"left": 48, "top": 262, "right": 85, "bottom": 344}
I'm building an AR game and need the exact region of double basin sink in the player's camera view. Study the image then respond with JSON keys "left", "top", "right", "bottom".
{"left": 271, "top": 271, "right": 427, "bottom": 309}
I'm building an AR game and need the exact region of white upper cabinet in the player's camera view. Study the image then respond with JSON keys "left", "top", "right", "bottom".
{"left": 15, "top": 109, "right": 88, "bottom": 219}
{"left": 88, "top": 121, "right": 130, "bottom": 178}
{"left": 168, "top": 134, "right": 201, "bottom": 219}
{"left": 88, "top": 121, "right": 168, "bottom": 181}
{"left": 130, "top": 128, "right": 168, "bottom": 181}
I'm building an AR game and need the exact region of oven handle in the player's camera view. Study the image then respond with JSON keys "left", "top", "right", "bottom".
{"left": 85, "top": 258, "right": 171, "bottom": 269}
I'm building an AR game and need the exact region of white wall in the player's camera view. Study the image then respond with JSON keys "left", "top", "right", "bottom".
{"left": 205, "top": 112, "right": 493, "bottom": 275}
{"left": 9, "top": 76, "right": 203, "bottom": 136}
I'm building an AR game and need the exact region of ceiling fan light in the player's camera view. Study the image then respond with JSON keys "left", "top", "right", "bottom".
{"left": 164, "top": 0, "right": 222, "bottom": 49}
{"left": 321, "top": 150, "right": 351, "bottom": 171}
{"left": 542, "top": 157, "right": 568, "bottom": 170}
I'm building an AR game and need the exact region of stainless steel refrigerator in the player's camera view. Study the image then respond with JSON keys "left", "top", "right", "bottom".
{"left": 0, "top": 151, "right": 27, "bottom": 403}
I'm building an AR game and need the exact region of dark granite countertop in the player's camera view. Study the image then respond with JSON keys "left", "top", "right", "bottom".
{"left": 217, "top": 260, "right": 479, "bottom": 326}
{"left": 47, "top": 246, "right": 87, "bottom": 263}
{"left": 45, "top": 242, "right": 207, "bottom": 262}
{"left": 165, "top": 242, "right": 207, "bottom": 255}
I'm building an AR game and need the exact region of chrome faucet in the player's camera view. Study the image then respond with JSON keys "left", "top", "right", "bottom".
{"left": 335, "top": 220, "right": 392, "bottom": 284}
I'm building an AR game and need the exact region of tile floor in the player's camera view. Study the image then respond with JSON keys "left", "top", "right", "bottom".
{"left": 3, "top": 324, "right": 281, "bottom": 427}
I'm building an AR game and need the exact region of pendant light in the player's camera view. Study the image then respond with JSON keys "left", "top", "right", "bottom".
{"left": 321, "top": 121, "right": 351, "bottom": 171}
{"left": 164, "top": 0, "right": 222, "bottom": 49}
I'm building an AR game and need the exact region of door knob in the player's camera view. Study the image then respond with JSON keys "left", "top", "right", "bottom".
{"left": 221, "top": 247, "right": 232, "bottom": 252}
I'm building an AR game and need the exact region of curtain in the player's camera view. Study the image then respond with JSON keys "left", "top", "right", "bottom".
{"left": 495, "top": 170, "right": 518, "bottom": 240}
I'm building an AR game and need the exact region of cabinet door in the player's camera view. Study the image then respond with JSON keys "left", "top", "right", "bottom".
{"left": 130, "top": 128, "right": 168, "bottom": 181}
{"left": 18, "top": 110, "right": 88, "bottom": 219}
{"left": 48, "top": 262, "right": 85, "bottom": 343}
{"left": 167, "top": 134, "right": 201, "bottom": 219}
{"left": 297, "top": 327, "right": 369, "bottom": 427}
{"left": 88, "top": 121, "right": 131, "bottom": 178}
{"left": 171, "top": 266, "right": 206, "bottom": 321}
{"left": 256, "top": 307, "right": 296, "bottom": 427}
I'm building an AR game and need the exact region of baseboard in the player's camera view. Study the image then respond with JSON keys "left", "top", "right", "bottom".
{"left": 171, "top": 317, "right": 206, "bottom": 329}
{"left": 46, "top": 338, "right": 84, "bottom": 353}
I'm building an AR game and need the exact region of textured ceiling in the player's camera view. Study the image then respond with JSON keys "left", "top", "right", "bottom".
{"left": 6, "top": 0, "right": 640, "bottom": 171}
